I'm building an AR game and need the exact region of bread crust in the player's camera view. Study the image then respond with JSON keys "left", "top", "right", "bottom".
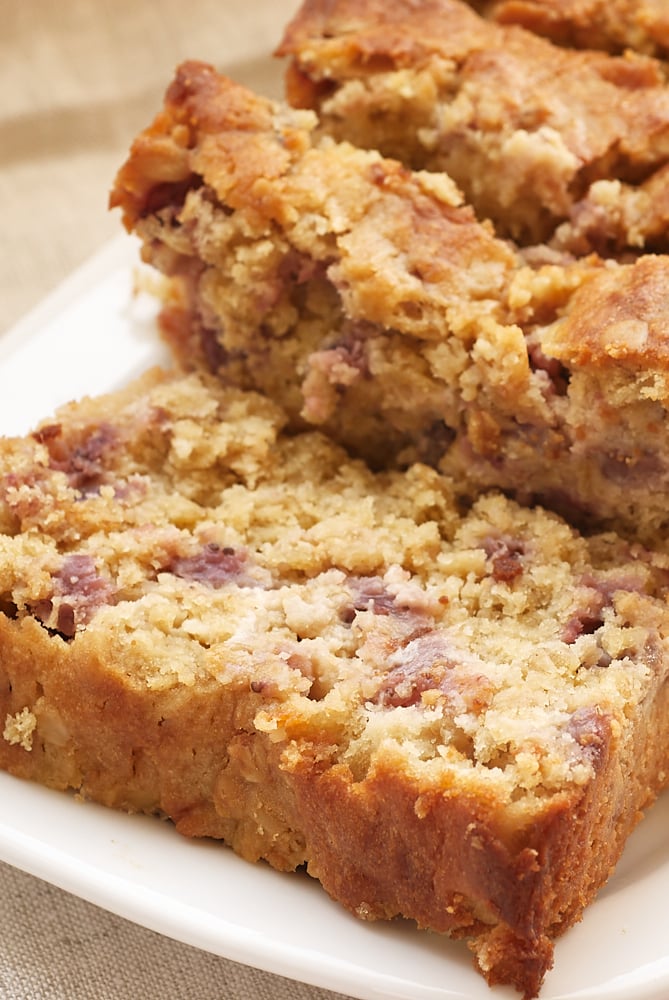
{"left": 480, "top": 0, "right": 669, "bottom": 59}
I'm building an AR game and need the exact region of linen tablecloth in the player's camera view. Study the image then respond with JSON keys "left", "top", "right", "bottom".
{"left": 0, "top": 3, "right": 355, "bottom": 997}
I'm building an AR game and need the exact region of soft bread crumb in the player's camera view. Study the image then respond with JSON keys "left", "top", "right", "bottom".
{"left": 4, "top": 708, "right": 37, "bottom": 752}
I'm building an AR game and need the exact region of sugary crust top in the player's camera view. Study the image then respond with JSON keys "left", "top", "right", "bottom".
{"left": 111, "top": 60, "right": 520, "bottom": 341}
{"left": 488, "top": 0, "right": 669, "bottom": 58}
{"left": 543, "top": 255, "right": 669, "bottom": 382}
{"left": 110, "top": 63, "right": 298, "bottom": 230}
{"left": 277, "top": 0, "right": 669, "bottom": 251}
{"left": 278, "top": 0, "right": 668, "bottom": 111}
{"left": 112, "top": 61, "right": 669, "bottom": 386}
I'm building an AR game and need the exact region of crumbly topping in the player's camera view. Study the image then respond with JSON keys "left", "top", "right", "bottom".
{"left": 3, "top": 707, "right": 37, "bottom": 752}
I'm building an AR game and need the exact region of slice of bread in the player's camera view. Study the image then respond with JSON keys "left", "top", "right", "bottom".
{"left": 111, "top": 63, "right": 669, "bottom": 546}
{"left": 2, "top": 368, "right": 669, "bottom": 997}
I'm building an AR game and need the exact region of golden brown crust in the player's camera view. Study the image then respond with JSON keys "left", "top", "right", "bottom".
{"left": 112, "top": 61, "right": 516, "bottom": 315}
{"left": 482, "top": 0, "right": 669, "bottom": 59}
{"left": 111, "top": 62, "right": 292, "bottom": 231}
{"left": 544, "top": 255, "right": 669, "bottom": 373}
{"left": 287, "top": 752, "right": 618, "bottom": 997}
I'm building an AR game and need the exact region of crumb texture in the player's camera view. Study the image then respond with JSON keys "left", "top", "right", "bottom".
{"left": 1, "top": 370, "right": 669, "bottom": 997}
{"left": 112, "top": 62, "right": 669, "bottom": 546}
{"left": 278, "top": 0, "right": 669, "bottom": 254}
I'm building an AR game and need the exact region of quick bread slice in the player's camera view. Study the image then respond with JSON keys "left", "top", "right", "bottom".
{"left": 277, "top": 0, "right": 669, "bottom": 253}
{"left": 111, "top": 63, "right": 669, "bottom": 546}
{"left": 2, "top": 367, "right": 669, "bottom": 998}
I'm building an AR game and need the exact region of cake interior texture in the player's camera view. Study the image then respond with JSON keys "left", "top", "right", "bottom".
{"left": 277, "top": 0, "right": 669, "bottom": 254}
{"left": 2, "top": 369, "right": 669, "bottom": 998}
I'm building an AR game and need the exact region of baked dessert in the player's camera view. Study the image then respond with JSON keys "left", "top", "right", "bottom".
{"left": 277, "top": 0, "right": 669, "bottom": 253}
{"left": 473, "top": 0, "right": 669, "bottom": 59}
{"left": 111, "top": 63, "right": 669, "bottom": 546}
{"left": 2, "top": 367, "right": 669, "bottom": 999}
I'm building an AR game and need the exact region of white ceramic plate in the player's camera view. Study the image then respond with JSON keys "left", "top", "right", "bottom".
{"left": 1, "top": 235, "right": 669, "bottom": 1000}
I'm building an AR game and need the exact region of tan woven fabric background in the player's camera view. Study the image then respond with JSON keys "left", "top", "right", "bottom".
{"left": 1, "top": 0, "right": 294, "bottom": 333}
{"left": 0, "top": 2, "right": 353, "bottom": 997}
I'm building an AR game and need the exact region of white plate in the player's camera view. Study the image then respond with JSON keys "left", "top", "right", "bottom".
{"left": 1, "top": 237, "right": 669, "bottom": 1000}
